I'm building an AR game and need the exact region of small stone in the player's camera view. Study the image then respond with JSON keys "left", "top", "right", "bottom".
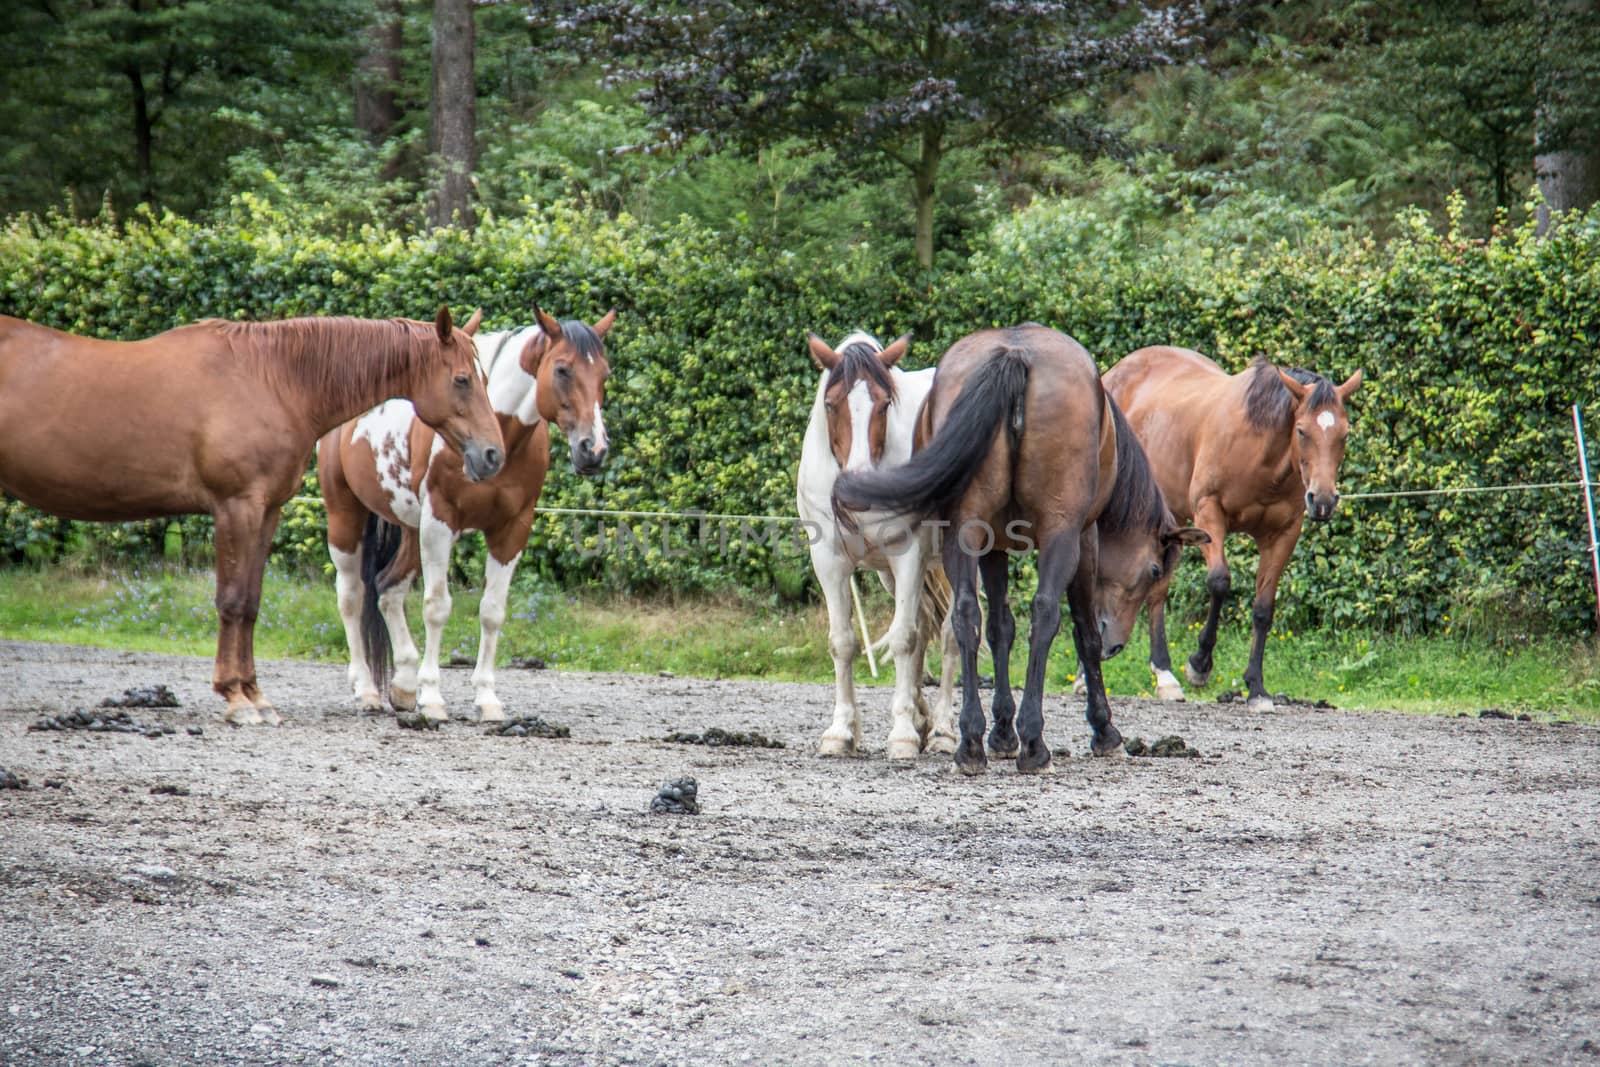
{"left": 474, "top": 936, "right": 490, "bottom": 947}
{"left": 0, "top": 768, "right": 26, "bottom": 790}
{"left": 650, "top": 776, "right": 700, "bottom": 815}
{"left": 187, "top": 726, "right": 204, "bottom": 736}
{"left": 309, "top": 974, "right": 342, "bottom": 988}
{"left": 149, "top": 783, "right": 190, "bottom": 796}
{"left": 133, "top": 865, "right": 177, "bottom": 881}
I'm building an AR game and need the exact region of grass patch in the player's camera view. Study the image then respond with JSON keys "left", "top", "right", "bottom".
{"left": 0, "top": 562, "right": 1595, "bottom": 719}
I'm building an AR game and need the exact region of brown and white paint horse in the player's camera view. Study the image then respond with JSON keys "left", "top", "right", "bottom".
{"left": 1104, "top": 347, "right": 1361, "bottom": 711}
{"left": 835, "top": 325, "right": 1205, "bottom": 774}
{"left": 319, "top": 307, "right": 615, "bottom": 722}
{"left": 0, "top": 308, "right": 504, "bottom": 724}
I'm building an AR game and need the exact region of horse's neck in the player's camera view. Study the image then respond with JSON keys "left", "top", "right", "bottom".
{"left": 483, "top": 328, "right": 544, "bottom": 428}
{"left": 270, "top": 321, "right": 435, "bottom": 436}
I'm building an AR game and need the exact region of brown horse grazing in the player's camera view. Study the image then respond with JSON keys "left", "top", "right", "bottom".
{"left": 834, "top": 325, "right": 1206, "bottom": 774}
{"left": 1103, "top": 346, "right": 1362, "bottom": 711}
{"left": 319, "top": 307, "right": 615, "bottom": 722}
{"left": 0, "top": 308, "right": 505, "bottom": 724}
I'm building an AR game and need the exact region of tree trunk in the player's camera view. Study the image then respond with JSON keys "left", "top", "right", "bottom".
{"left": 428, "top": 0, "right": 476, "bottom": 229}
{"left": 355, "top": 0, "right": 403, "bottom": 144}
{"left": 126, "top": 66, "right": 154, "bottom": 206}
{"left": 913, "top": 127, "right": 943, "bottom": 270}
{"left": 1537, "top": 0, "right": 1600, "bottom": 231}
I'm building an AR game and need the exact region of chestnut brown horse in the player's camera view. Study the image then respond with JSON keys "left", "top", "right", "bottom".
{"left": 319, "top": 307, "right": 615, "bottom": 722}
{"left": 834, "top": 325, "right": 1205, "bottom": 774}
{"left": 1104, "top": 346, "right": 1362, "bottom": 711}
{"left": 0, "top": 308, "right": 505, "bottom": 725}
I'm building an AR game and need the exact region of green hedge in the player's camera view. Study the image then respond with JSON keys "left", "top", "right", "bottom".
{"left": 3, "top": 193, "right": 1598, "bottom": 633}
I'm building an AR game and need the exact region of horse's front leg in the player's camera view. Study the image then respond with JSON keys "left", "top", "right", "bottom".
{"left": 813, "top": 547, "right": 862, "bottom": 757}
{"left": 1148, "top": 592, "right": 1186, "bottom": 701}
{"left": 883, "top": 549, "right": 930, "bottom": 761}
{"left": 473, "top": 524, "right": 530, "bottom": 722}
{"left": 414, "top": 509, "right": 459, "bottom": 721}
{"left": 1185, "top": 498, "right": 1231, "bottom": 689}
{"left": 1242, "top": 524, "right": 1302, "bottom": 712}
{"left": 1066, "top": 528, "right": 1123, "bottom": 757}
{"left": 239, "top": 503, "right": 284, "bottom": 724}
{"left": 927, "top": 599, "right": 960, "bottom": 755}
{"left": 210, "top": 498, "right": 266, "bottom": 726}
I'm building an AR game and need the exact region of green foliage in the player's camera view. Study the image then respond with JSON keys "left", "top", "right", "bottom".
{"left": 2, "top": 193, "right": 1599, "bottom": 634}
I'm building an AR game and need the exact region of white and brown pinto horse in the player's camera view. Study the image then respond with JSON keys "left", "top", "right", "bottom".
{"left": 0, "top": 309, "right": 503, "bottom": 724}
{"left": 319, "top": 307, "right": 615, "bottom": 722}
{"left": 797, "top": 331, "right": 958, "bottom": 760}
{"left": 1104, "top": 347, "right": 1361, "bottom": 711}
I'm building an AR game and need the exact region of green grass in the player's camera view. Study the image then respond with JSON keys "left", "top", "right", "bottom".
{"left": 1, "top": 562, "right": 1596, "bottom": 720}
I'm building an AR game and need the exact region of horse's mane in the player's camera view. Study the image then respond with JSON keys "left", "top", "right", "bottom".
{"left": 559, "top": 319, "right": 606, "bottom": 362}
{"left": 205, "top": 317, "right": 452, "bottom": 411}
{"left": 1100, "top": 396, "right": 1168, "bottom": 535}
{"left": 827, "top": 333, "right": 897, "bottom": 402}
{"left": 1243, "top": 358, "right": 1337, "bottom": 431}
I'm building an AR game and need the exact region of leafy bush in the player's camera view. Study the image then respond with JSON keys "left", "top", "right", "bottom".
{"left": 3, "top": 193, "right": 1598, "bottom": 632}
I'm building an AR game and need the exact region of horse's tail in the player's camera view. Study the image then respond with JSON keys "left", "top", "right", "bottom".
{"left": 360, "top": 513, "right": 403, "bottom": 699}
{"left": 832, "top": 349, "right": 1030, "bottom": 531}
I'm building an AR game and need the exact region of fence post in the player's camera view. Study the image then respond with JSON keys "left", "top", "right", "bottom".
{"left": 1572, "top": 404, "right": 1600, "bottom": 629}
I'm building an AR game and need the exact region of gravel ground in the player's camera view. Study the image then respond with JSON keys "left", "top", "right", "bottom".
{"left": 1, "top": 638, "right": 1598, "bottom": 1066}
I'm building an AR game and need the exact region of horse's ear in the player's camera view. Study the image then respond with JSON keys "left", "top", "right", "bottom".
{"left": 1337, "top": 368, "right": 1363, "bottom": 400}
{"left": 592, "top": 309, "right": 617, "bottom": 338}
{"left": 1166, "top": 526, "right": 1211, "bottom": 547}
{"left": 534, "top": 305, "right": 563, "bottom": 342}
{"left": 807, "top": 332, "right": 841, "bottom": 371}
{"left": 461, "top": 308, "right": 483, "bottom": 336}
{"left": 877, "top": 333, "right": 912, "bottom": 368}
{"left": 434, "top": 305, "right": 454, "bottom": 343}
{"left": 1277, "top": 368, "right": 1309, "bottom": 402}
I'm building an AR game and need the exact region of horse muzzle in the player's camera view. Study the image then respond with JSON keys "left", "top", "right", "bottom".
{"left": 463, "top": 441, "right": 504, "bottom": 482}
{"left": 1305, "top": 490, "right": 1340, "bottom": 523}
{"left": 571, "top": 435, "right": 607, "bottom": 477}
{"left": 1098, "top": 617, "right": 1126, "bottom": 661}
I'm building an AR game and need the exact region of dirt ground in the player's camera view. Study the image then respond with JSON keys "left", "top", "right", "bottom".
{"left": 1, "top": 638, "right": 1598, "bottom": 1066}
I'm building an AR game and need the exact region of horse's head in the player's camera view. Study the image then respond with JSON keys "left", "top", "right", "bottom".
{"left": 520, "top": 306, "right": 616, "bottom": 476}
{"left": 414, "top": 306, "right": 504, "bottom": 482}
{"left": 1278, "top": 367, "right": 1363, "bottom": 522}
{"left": 806, "top": 331, "right": 912, "bottom": 472}
{"left": 1092, "top": 398, "right": 1209, "bottom": 659}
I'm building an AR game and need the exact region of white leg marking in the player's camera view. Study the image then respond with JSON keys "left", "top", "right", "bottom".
{"left": 472, "top": 551, "right": 520, "bottom": 723}
{"left": 330, "top": 545, "right": 381, "bottom": 709}
{"left": 379, "top": 574, "right": 419, "bottom": 709}
{"left": 928, "top": 609, "right": 959, "bottom": 755}
{"left": 814, "top": 550, "right": 860, "bottom": 757}
{"left": 1153, "top": 665, "right": 1186, "bottom": 702}
{"left": 415, "top": 508, "right": 458, "bottom": 721}
{"left": 884, "top": 552, "right": 928, "bottom": 761}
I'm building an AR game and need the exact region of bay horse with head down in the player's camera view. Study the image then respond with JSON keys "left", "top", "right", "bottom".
{"left": 320, "top": 306, "right": 615, "bottom": 722}
{"left": 1103, "top": 346, "right": 1362, "bottom": 711}
{"left": 0, "top": 309, "right": 504, "bottom": 724}
{"left": 834, "top": 325, "right": 1205, "bottom": 774}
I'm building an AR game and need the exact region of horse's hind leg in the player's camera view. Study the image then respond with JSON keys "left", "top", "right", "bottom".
{"left": 239, "top": 504, "right": 284, "bottom": 725}
{"left": 1013, "top": 527, "right": 1083, "bottom": 773}
{"left": 1148, "top": 594, "right": 1186, "bottom": 701}
{"left": 942, "top": 531, "right": 986, "bottom": 775}
{"left": 330, "top": 528, "right": 382, "bottom": 711}
{"left": 978, "top": 550, "right": 1019, "bottom": 759}
{"left": 1185, "top": 499, "right": 1231, "bottom": 689}
{"left": 414, "top": 512, "right": 458, "bottom": 721}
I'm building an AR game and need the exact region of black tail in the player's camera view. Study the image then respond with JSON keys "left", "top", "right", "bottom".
{"left": 832, "top": 349, "right": 1030, "bottom": 531}
{"left": 360, "top": 513, "right": 403, "bottom": 700}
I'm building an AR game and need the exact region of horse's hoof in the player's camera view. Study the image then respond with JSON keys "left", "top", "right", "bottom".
{"left": 1247, "top": 695, "right": 1275, "bottom": 713}
{"left": 1091, "top": 725, "right": 1125, "bottom": 757}
{"left": 1072, "top": 674, "right": 1088, "bottom": 696}
{"left": 419, "top": 704, "right": 448, "bottom": 724}
{"left": 225, "top": 703, "right": 263, "bottom": 727}
{"left": 925, "top": 732, "right": 959, "bottom": 756}
{"left": 1156, "top": 683, "right": 1186, "bottom": 702}
{"left": 357, "top": 693, "right": 383, "bottom": 712}
{"left": 390, "top": 688, "right": 417, "bottom": 711}
{"left": 986, "top": 731, "right": 1019, "bottom": 760}
{"left": 817, "top": 734, "right": 857, "bottom": 758}
{"left": 477, "top": 702, "right": 506, "bottom": 724}
{"left": 1016, "top": 740, "right": 1053, "bottom": 775}
{"left": 953, "top": 739, "right": 988, "bottom": 776}
{"left": 1184, "top": 662, "right": 1212, "bottom": 689}
{"left": 886, "top": 736, "right": 921, "bottom": 761}
{"left": 257, "top": 705, "right": 283, "bottom": 727}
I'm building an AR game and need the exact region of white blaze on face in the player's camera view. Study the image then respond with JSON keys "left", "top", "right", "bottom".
{"left": 354, "top": 400, "right": 422, "bottom": 525}
{"left": 843, "top": 380, "right": 874, "bottom": 472}
{"left": 1317, "top": 410, "right": 1336, "bottom": 433}
{"left": 592, "top": 401, "right": 608, "bottom": 451}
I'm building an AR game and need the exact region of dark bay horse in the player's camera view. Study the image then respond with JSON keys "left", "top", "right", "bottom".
{"left": 0, "top": 309, "right": 505, "bottom": 725}
{"left": 319, "top": 307, "right": 615, "bottom": 722}
{"left": 834, "top": 325, "right": 1205, "bottom": 774}
{"left": 1104, "top": 346, "right": 1362, "bottom": 711}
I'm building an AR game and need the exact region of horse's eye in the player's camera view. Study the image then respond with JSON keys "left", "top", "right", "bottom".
{"left": 453, "top": 373, "right": 470, "bottom": 387}
{"left": 556, "top": 365, "right": 572, "bottom": 380}
{"left": 1148, "top": 563, "right": 1162, "bottom": 581}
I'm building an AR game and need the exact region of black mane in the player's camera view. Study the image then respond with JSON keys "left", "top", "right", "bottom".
{"left": 1099, "top": 396, "right": 1168, "bottom": 535}
{"left": 828, "top": 339, "right": 897, "bottom": 401}
{"left": 561, "top": 319, "right": 606, "bottom": 362}
{"left": 1243, "top": 358, "right": 1336, "bottom": 431}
